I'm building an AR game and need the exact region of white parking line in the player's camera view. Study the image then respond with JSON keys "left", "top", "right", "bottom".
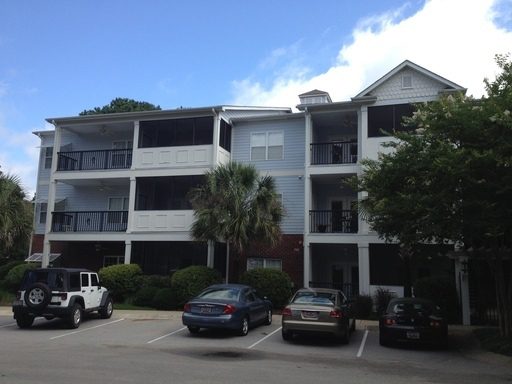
{"left": 147, "top": 326, "right": 187, "bottom": 344}
{"left": 50, "top": 318, "right": 125, "bottom": 340}
{"left": 247, "top": 326, "right": 282, "bottom": 349}
{"left": 356, "top": 329, "right": 369, "bottom": 358}
{"left": 0, "top": 322, "right": 16, "bottom": 329}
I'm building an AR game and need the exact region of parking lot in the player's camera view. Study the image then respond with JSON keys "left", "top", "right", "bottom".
{"left": 1, "top": 309, "right": 511, "bottom": 384}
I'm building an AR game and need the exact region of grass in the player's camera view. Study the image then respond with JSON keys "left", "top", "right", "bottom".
{"left": 473, "top": 327, "right": 512, "bottom": 357}
{"left": 0, "top": 288, "right": 14, "bottom": 306}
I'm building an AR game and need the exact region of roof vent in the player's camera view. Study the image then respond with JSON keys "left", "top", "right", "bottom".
{"left": 298, "top": 89, "right": 332, "bottom": 105}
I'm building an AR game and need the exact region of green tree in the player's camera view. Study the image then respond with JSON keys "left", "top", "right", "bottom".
{"left": 354, "top": 54, "right": 512, "bottom": 336}
{"left": 79, "top": 97, "right": 161, "bottom": 115}
{"left": 189, "top": 162, "right": 284, "bottom": 277}
{"left": 0, "top": 169, "right": 33, "bottom": 259}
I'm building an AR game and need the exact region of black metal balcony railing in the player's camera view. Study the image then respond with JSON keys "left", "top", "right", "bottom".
{"left": 309, "top": 282, "right": 358, "bottom": 298}
{"left": 52, "top": 211, "right": 128, "bottom": 232}
{"left": 310, "top": 141, "right": 357, "bottom": 165}
{"left": 310, "top": 210, "right": 358, "bottom": 234}
{"left": 57, "top": 149, "right": 133, "bottom": 171}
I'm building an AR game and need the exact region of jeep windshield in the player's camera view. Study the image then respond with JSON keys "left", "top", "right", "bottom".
{"left": 21, "top": 270, "right": 65, "bottom": 290}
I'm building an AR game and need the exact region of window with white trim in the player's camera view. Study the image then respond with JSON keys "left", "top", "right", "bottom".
{"left": 44, "top": 147, "right": 53, "bottom": 169}
{"left": 247, "top": 258, "right": 282, "bottom": 271}
{"left": 401, "top": 74, "right": 413, "bottom": 89}
{"left": 250, "top": 131, "right": 283, "bottom": 161}
{"left": 39, "top": 203, "right": 47, "bottom": 224}
{"left": 103, "top": 255, "right": 125, "bottom": 267}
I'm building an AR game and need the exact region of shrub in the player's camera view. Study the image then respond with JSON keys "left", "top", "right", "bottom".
{"left": 0, "top": 260, "right": 25, "bottom": 281}
{"left": 171, "top": 265, "right": 222, "bottom": 306}
{"left": 240, "top": 268, "right": 292, "bottom": 308}
{"left": 98, "top": 264, "right": 143, "bottom": 301}
{"left": 374, "top": 287, "right": 395, "bottom": 315}
{"left": 3, "top": 263, "right": 38, "bottom": 292}
{"left": 152, "top": 288, "right": 179, "bottom": 310}
{"left": 413, "top": 275, "right": 459, "bottom": 322}
{"left": 139, "top": 274, "right": 172, "bottom": 289}
{"left": 133, "top": 286, "right": 159, "bottom": 307}
{"left": 352, "top": 294, "right": 373, "bottom": 319}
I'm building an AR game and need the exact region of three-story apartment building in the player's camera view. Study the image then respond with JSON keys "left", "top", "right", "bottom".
{"left": 30, "top": 60, "right": 472, "bottom": 323}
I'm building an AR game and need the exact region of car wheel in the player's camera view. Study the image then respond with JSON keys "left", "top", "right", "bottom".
{"left": 99, "top": 297, "right": 114, "bottom": 319}
{"left": 188, "top": 326, "right": 200, "bottom": 334}
{"left": 282, "top": 328, "right": 292, "bottom": 341}
{"left": 350, "top": 318, "right": 356, "bottom": 332}
{"left": 24, "top": 283, "right": 51, "bottom": 310}
{"left": 379, "top": 332, "right": 390, "bottom": 347}
{"left": 15, "top": 314, "right": 34, "bottom": 329}
{"left": 264, "top": 309, "right": 272, "bottom": 325}
{"left": 339, "top": 324, "right": 350, "bottom": 344}
{"left": 238, "top": 316, "right": 249, "bottom": 336}
{"left": 68, "top": 303, "right": 82, "bottom": 329}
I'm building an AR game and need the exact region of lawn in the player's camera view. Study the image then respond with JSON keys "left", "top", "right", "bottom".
{"left": 474, "top": 328, "right": 512, "bottom": 357}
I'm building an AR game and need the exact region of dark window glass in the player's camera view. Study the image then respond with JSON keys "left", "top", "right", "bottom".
{"left": 81, "top": 274, "right": 89, "bottom": 287}
{"left": 91, "top": 274, "right": 99, "bottom": 286}
{"left": 368, "top": 104, "right": 415, "bottom": 137}
{"left": 139, "top": 117, "right": 213, "bottom": 147}
{"left": 135, "top": 175, "right": 205, "bottom": 210}
{"left": 369, "top": 244, "right": 405, "bottom": 285}
{"left": 219, "top": 120, "right": 232, "bottom": 151}
{"left": 69, "top": 273, "right": 81, "bottom": 292}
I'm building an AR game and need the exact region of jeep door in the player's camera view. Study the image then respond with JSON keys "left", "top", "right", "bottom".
{"left": 89, "top": 273, "right": 103, "bottom": 307}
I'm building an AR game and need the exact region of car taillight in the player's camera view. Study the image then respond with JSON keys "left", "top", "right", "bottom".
{"left": 430, "top": 320, "right": 441, "bottom": 327}
{"left": 223, "top": 304, "right": 236, "bottom": 314}
{"left": 329, "top": 310, "right": 342, "bottom": 318}
{"left": 16, "top": 291, "right": 21, "bottom": 300}
{"left": 281, "top": 307, "right": 292, "bottom": 317}
{"left": 385, "top": 318, "right": 396, "bottom": 325}
{"left": 59, "top": 292, "right": 67, "bottom": 300}
{"left": 184, "top": 303, "right": 191, "bottom": 313}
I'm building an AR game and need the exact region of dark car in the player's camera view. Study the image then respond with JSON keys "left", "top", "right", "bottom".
{"left": 281, "top": 288, "right": 355, "bottom": 343}
{"left": 379, "top": 297, "right": 448, "bottom": 347}
{"left": 182, "top": 284, "right": 272, "bottom": 336}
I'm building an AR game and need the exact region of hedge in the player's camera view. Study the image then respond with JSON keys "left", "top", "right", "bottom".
{"left": 170, "top": 265, "right": 222, "bottom": 306}
{"left": 240, "top": 268, "right": 292, "bottom": 308}
{"left": 3, "top": 263, "right": 38, "bottom": 292}
{"left": 98, "top": 264, "right": 143, "bottom": 301}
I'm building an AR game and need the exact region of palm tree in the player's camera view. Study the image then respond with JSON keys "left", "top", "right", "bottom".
{"left": 0, "top": 171, "right": 32, "bottom": 258}
{"left": 189, "top": 162, "right": 283, "bottom": 279}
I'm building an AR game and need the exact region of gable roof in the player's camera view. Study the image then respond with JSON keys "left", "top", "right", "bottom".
{"left": 298, "top": 89, "right": 330, "bottom": 97}
{"left": 352, "top": 60, "right": 466, "bottom": 100}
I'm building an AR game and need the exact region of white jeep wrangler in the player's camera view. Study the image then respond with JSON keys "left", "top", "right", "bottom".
{"left": 12, "top": 268, "right": 113, "bottom": 329}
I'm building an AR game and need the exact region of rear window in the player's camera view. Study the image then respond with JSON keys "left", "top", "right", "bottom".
{"left": 292, "top": 292, "right": 337, "bottom": 306}
{"left": 198, "top": 288, "right": 239, "bottom": 300}
{"left": 390, "top": 301, "right": 435, "bottom": 315}
{"left": 21, "top": 270, "right": 65, "bottom": 290}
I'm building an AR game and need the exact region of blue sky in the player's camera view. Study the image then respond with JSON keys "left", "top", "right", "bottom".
{"left": 1, "top": 0, "right": 512, "bottom": 197}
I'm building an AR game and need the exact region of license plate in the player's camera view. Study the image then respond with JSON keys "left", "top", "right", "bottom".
{"left": 12, "top": 300, "right": 23, "bottom": 306}
{"left": 406, "top": 331, "right": 420, "bottom": 339}
{"left": 302, "top": 311, "right": 318, "bottom": 319}
{"left": 200, "top": 307, "right": 212, "bottom": 313}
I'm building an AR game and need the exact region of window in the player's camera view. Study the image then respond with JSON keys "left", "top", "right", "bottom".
{"left": 247, "top": 258, "right": 282, "bottom": 271}
{"left": 103, "top": 255, "right": 125, "bottom": 267}
{"left": 44, "top": 147, "right": 53, "bottom": 169}
{"left": 250, "top": 132, "right": 283, "bottom": 161}
{"left": 402, "top": 74, "right": 413, "bottom": 89}
{"left": 81, "top": 273, "right": 90, "bottom": 288}
{"left": 91, "top": 274, "right": 99, "bottom": 287}
{"left": 39, "top": 203, "right": 47, "bottom": 224}
{"left": 139, "top": 117, "right": 213, "bottom": 148}
{"left": 367, "top": 104, "right": 415, "bottom": 137}
{"left": 107, "top": 197, "right": 129, "bottom": 226}
{"left": 219, "top": 119, "right": 232, "bottom": 151}
{"left": 69, "top": 273, "right": 81, "bottom": 292}
{"left": 135, "top": 175, "right": 204, "bottom": 210}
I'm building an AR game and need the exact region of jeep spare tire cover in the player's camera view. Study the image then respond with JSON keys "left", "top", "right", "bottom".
{"left": 24, "top": 282, "right": 51, "bottom": 309}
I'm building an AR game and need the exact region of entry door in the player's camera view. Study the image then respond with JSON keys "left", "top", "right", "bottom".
{"left": 332, "top": 201, "right": 344, "bottom": 232}
{"left": 332, "top": 265, "right": 344, "bottom": 290}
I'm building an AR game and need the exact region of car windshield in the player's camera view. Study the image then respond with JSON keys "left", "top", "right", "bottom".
{"left": 198, "top": 288, "right": 240, "bottom": 300}
{"left": 22, "top": 270, "right": 65, "bottom": 290}
{"left": 391, "top": 301, "right": 434, "bottom": 315}
{"left": 292, "top": 292, "right": 336, "bottom": 306}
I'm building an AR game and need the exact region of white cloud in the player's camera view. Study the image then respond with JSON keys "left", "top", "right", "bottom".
{"left": 231, "top": 0, "right": 512, "bottom": 107}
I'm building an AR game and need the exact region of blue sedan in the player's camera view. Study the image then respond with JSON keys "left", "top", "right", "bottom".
{"left": 182, "top": 284, "right": 273, "bottom": 336}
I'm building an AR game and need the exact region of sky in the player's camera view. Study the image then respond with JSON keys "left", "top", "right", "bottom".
{"left": 1, "top": 0, "right": 511, "bottom": 198}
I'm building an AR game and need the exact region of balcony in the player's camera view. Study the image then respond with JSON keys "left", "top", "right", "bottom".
{"left": 310, "top": 210, "right": 358, "bottom": 234}
{"left": 57, "top": 149, "right": 132, "bottom": 171}
{"left": 310, "top": 141, "right": 357, "bottom": 165}
{"left": 52, "top": 211, "right": 128, "bottom": 232}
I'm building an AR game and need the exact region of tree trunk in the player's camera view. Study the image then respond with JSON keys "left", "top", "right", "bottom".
{"left": 400, "top": 246, "right": 413, "bottom": 297}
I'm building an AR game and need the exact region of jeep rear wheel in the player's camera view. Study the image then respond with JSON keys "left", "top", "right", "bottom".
{"left": 24, "top": 283, "right": 51, "bottom": 309}
{"left": 68, "top": 303, "right": 82, "bottom": 329}
{"left": 16, "top": 314, "right": 34, "bottom": 329}
{"left": 99, "top": 297, "right": 113, "bottom": 319}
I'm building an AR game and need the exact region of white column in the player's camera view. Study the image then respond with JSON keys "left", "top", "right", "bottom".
{"left": 455, "top": 256, "right": 471, "bottom": 325}
{"left": 132, "top": 121, "right": 139, "bottom": 170}
{"left": 358, "top": 243, "right": 370, "bottom": 295}
{"left": 207, "top": 240, "right": 215, "bottom": 268}
{"left": 212, "top": 111, "right": 220, "bottom": 165}
{"left": 126, "top": 177, "right": 136, "bottom": 233}
{"left": 124, "top": 240, "right": 132, "bottom": 264}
